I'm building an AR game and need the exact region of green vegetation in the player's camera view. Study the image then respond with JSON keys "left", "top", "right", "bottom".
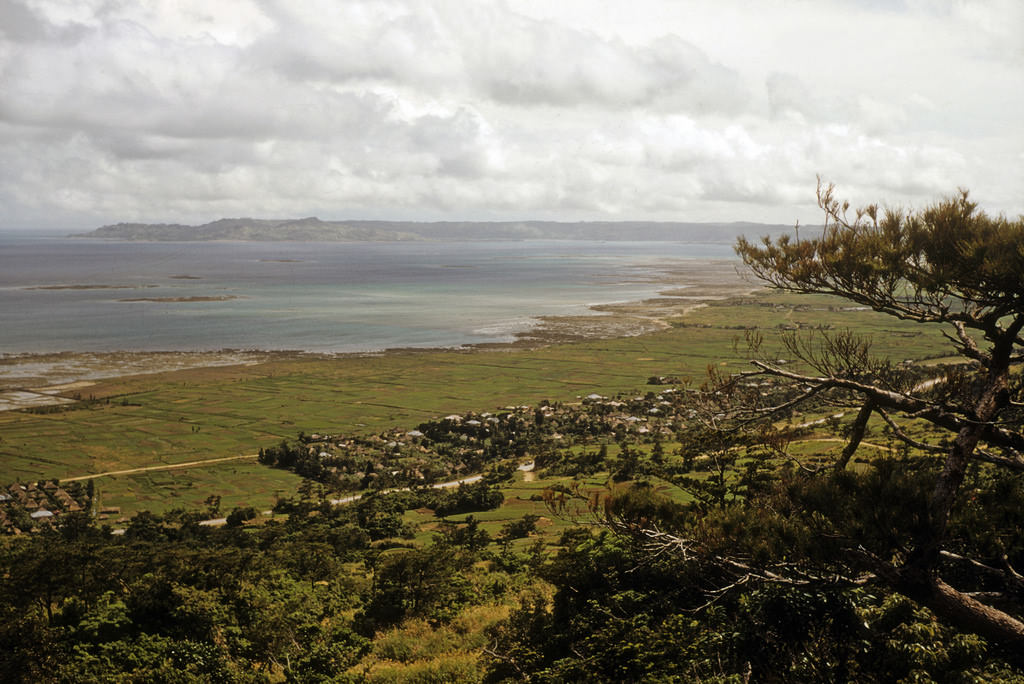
{"left": 0, "top": 286, "right": 950, "bottom": 514}
{"left": 2, "top": 186, "right": 1023, "bottom": 681}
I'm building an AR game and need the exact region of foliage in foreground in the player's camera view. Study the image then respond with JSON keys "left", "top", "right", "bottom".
{"left": 727, "top": 183, "right": 1024, "bottom": 659}
{"left": 4, "top": 435, "right": 1024, "bottom": 681}
{"left": 487, "top": 470, "right": 1024, "bottom": 682}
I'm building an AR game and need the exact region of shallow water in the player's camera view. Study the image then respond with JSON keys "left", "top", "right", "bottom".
{"left": 0, "top": 235, "right": 734, "bottom": 353}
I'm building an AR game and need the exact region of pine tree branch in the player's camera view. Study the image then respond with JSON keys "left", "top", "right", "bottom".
{"left": 750, "top": 360, "right": 1024, "bottom": 454}
{"left": 973, "top": 448, "right": 1024, "bottom": 473}
{"left": 874, "top": 407, "right": 947, "bottom": 453}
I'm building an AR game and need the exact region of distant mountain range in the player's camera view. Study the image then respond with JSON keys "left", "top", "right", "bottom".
{"left": 73, "top": 217, "right": 795, "bottom": 243}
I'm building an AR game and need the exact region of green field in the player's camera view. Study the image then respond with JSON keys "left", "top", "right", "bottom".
{"left": 0, "top": 291, "right": 951, "bottom": 514}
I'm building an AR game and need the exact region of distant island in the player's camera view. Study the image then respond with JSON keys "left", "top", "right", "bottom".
{"left": 72, "top": 217, "right": 795, "bottom": 243}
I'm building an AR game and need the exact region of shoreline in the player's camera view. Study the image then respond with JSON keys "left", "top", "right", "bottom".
{"left": 0, "top": 259, "right": 756, "bottom": 409}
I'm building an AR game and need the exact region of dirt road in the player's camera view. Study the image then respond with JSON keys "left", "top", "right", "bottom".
{"left": 61, "top": 454, "right": 259, "bottom": 482}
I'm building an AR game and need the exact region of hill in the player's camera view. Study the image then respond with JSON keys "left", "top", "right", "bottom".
{"left": 73, "top": 217, "right": 794, "bottom": 243}
{"left": 73, "top": 217, "right": 420, "bottom": 242}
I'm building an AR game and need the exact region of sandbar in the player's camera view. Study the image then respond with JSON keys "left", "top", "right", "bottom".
{"left": 118, "top": 295, "right": 239, "bottom": 302}
{"left": 0, "top": 350, "right": 267, "bottom": 397}
{"left": 25, "top": 284, "right": 158, "bottom": 290}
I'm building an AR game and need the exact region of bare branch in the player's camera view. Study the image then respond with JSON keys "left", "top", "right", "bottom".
{"left": 973, "top": 449, "right": 1024, "bottom": 473}
{"left": 874, "top": 407, "right": 947, "bottom": 454}
{"left": 612, "top": 519, "right": 875, "bottom": 593}
{"left": 747, "top": 382, "right": 830, "bottom": 419}
{"left": 750, "top": 360, "right": 1024, "bottom": 453}
{"left": 1003, "top": 555, "right": 1024, "bottom": 587}
{"left": 942, "top": 322, "right": 988, "bottom": 364}
{"left": 940, "top": 549, "right": 1009, "bottom": 579}
{"left": 483, "top": 645, "right": 528, "bottom": 679}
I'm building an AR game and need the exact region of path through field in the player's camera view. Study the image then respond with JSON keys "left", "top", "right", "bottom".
{"left": 60, "top": 454, "right": 259, "bottom": 482}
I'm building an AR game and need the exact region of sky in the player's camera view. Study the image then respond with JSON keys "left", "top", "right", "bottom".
{"left": 1, "top": 0, "right": 1021, "bottom": 230}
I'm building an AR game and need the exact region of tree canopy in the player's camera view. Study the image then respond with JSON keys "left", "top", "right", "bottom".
{"left": 504, "top": 183, "right": 1024, "bottom": 679}
{"left": 712, "top": 181, "right": 1024, "bottom": 660}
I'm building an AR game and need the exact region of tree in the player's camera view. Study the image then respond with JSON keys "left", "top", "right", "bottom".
{"left": 226, "top": 506, "right": 258, "bottom": 527}
{"left": 438, "top": 515, "right": 491, "bottom": 552}
{"left": 499, "top": 513, "right": 540, "bottom": 542}
{"left": 616, "top": 182, "right": 1024, "bottom": 665}
{"left": 357, "top": 545, "right": 473, "bottom": 633}
{"left": 487, "top": 526, "right": 1018, "bottom": 682}
{"left": 204, "top": 494, "right": 222, "bottom": 518}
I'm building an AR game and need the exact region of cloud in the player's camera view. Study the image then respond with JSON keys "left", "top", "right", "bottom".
{"left": 0, "top": 0, "right": 52, "bottom": 42}
{"left": 0, "top": 0, "right": 1020, "bottom": 229}
{"left": 241, "top": 0, "right": 747, "bottom": 111}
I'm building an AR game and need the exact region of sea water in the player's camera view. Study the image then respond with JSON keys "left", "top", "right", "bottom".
{"left": 0, "top": 234, "right": 734, "bottom": 354}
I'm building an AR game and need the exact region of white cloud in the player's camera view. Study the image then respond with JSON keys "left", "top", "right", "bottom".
{"left": 0, "top": 0, "right": 1020, "bottom": 229}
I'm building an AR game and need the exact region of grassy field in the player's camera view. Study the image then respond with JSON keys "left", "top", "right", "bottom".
{"left": 0, "top": 290, "right": 952, "bottom": 514}
{"left": 92, "top": 461, "right": 305, "bottom": 516}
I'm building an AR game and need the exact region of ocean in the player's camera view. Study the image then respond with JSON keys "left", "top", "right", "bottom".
{"left": 0, "top": 234, "right": 735, "bottom": 354}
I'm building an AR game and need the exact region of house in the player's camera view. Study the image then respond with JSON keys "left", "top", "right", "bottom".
{"left": 54, "top": 488, "right": 82, "bottom": 512}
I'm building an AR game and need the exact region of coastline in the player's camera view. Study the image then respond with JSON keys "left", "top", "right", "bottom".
{"left": 0, "top": 259, "right": 755, "bottom": 409}
{"left": 511, "top": 259, "right": 752, "bottom": 343}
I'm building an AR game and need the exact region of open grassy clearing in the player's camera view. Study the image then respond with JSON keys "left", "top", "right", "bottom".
{"left": 94, "top": 460, "right": 306, "bottom": 516}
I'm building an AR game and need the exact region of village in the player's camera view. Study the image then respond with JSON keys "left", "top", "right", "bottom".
{"left": 260, "top": 376, "right": 773, "bottom": 495}
{"left": 1, "top": 374, "right": 796, "bottom": 536}
{"left": 0, "top": 479, "right": 92, "bottom": 534}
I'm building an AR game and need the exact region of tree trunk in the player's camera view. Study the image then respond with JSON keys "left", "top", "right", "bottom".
{"left": 835, "top": 399, "right": 874, "bottom": 471}
{"left": 896, "top": 573, "right": 1024, "bottom": 668}
{"left": 924, "top": 354, "right": 1009, "bottom": 559}
{"left": 900, "top": 336, "right": 1022, "bottom": 661}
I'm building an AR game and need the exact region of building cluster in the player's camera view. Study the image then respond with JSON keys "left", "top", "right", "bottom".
{"left": 283, "top": 389, "right": 695, "bottom": 493}
{"left": 0, "top": 480, "right": 89, "bottom": 534}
